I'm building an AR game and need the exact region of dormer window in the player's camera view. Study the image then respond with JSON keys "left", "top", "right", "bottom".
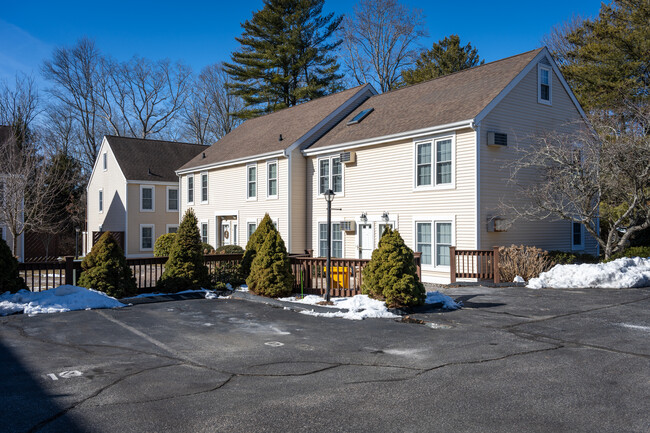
{"left": 538, "top": 64, "right": 552, "bottom": 105}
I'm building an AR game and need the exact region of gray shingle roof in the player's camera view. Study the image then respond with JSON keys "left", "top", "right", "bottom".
{"left": 179, "top": 85, "right": 371, "bottom": 171}
{"left": 106, "top": 136, "right": 207, "bottom": 182}
{"left": 309, "top": 48, "right": 543, "bottom": 150}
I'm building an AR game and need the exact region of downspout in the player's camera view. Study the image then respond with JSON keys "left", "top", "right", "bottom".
{"left": 471, "top": 120, "right": 481, "bottom": 250}
{"left": 286, "top": 150, "right": 292, "bottom": 253}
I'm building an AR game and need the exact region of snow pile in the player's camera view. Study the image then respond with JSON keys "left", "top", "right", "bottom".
{"left": 0, "top": 285, "right": 125, "bottom": 316}
{"left": 424, "top": 291, "right": 462, "bottom": 310}
{"left": 527, "top": 257, "right": 650, "bottom": 289}
{"left": 280, "top": 294, "right": 400, "bottom": 320}
{"left": 513, "top": 276, "right": 525, "bottom": 283}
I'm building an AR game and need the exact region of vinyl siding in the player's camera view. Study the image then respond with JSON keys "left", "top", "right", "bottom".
{"left": 479, "top": 63, "right": 598, "bottom": 255}
{"left": 290, "top": 148, "right": 308, "bottom": 253}
{"left": 179, "top": 157, "right": 292, "bottom": 252}
{"left": 308, "top": 128, "right": 477, "bottom": 282}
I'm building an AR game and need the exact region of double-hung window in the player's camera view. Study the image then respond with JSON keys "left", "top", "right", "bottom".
{"left": 538, "top": 64, "right": 552, "bottom": 105}
{"left": 318, "top": 156, "right": 343, "bottom": 195}
{"left": 201, "top": 173, "right": 208, "bottom": 203}
{"left": 102, "top": 152, "right": 107, "bottom": 170}
{"left": 141, "top": 225, "right": 154, "bottom": 251}
{"left": 416, "top": 138, "right": 453, "bottom": 188}
{"left": 187, "top": 175, "right": 194, "bottom": 204}
{"left": 140, "top": 186, "right": 154, "bottom": 212}
{"left": 267, "top": 161, "right": 278, "bottom": 199}
{"left": 98, "top": 189, "right": 103, "bottom": 213}
{"left": 415, "top": 219, "right": 453, "bottom": 267}
{"left": 201, "top": 222, "right": 208, "bottom": 244}
{"left": 318, "top": 222, "right": 342, "bottom": 258}
{"left": 167, "top": 187, "right": 178, "bottom": 212}
{"left": 247, "top": 222, "right": 257, "bottom": 241}
{"left": 247, "top": 165, "right": 257, "bottom": 200}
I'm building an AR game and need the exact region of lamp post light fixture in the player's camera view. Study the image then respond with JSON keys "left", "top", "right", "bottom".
{"left": 75, "top": 227, "right": 80, "bottom": 259}
{"left": 360, "top": 212, "right": 368, "bottom": 224}
{"left": 382, "top": 212, "right": 390, "bottom": 223}
{"left": 323, "top": 189, "right": 336, "bottom": 302}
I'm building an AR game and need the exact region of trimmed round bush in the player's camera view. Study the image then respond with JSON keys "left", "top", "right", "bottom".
{"left": 201, "top": 242, "right": 215, "bottom": 254}
{"left": 0, "top": 237, "right": 27, "bottom": 294}
{"left": 78, "top": 231, "right": 136, "bottom": 298}
{"left": 154, "top": 233, "right": 177, "bottom": 257}
{"left": 241, "top": 214, "right": 275, "bottom": 278}
{"left": 215, "top": 245, "right": 244, "bottom": 255}
{"left": 246, "top": 229, "right": 293, "bottom": 298}
{"left": 157, "top": 209, "right": 210, "bottom": 292}
{"left": 361, "top": 227, "right": 425, "bottom": 308}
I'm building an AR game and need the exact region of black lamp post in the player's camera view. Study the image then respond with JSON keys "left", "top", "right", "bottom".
{"left": 75, "top": 227, "right": 80, "bottom": 259}
{"left": 323, "top": 189, "right": 335, "bottom": 302}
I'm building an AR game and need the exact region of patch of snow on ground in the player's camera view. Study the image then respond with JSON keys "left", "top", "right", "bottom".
{"left": 0, "top": 285, "right": 125, "bottom": 316}
{"left": 424, "top": 291, "right": 462, "bottom": 310}
{"left": 513, "top": 276, "right": 525, "bottom": 283}
{"left": 280, "top": 294, "right": 399, "bottom": 320}
{"left": 618, "top": 323, "right": 650, "bottom": 332}
{"left": 527, "top": 257, "right": 650, "bottom": 289}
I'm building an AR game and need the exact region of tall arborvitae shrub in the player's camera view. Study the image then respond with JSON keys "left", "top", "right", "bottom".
{"left": 157, "top": 209, "right": 210, "bottom": 292}
{"left": 78, "top": 231, "right": 137, "bottom": 298}
{"left": 247, "top": 229, "right": 293, "bottom": 297}
{"left": 361, "top": 227, "right": 425, "bottom": 308}
{"left": 0, "top": 238, "right": 27, "bottom": 293}
{"left": 241, "top": 214, "right": 275, "bottom": 278}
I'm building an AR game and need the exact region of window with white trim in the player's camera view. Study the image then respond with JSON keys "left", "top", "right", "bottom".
{"left": 167, "top": 187, "right": 178, "bottom": 212}
{"left": 416, "top": 220, "right": 453, "bottom": 266}
{"left": 318, "top": 222, "right": 342, "bottom": 258}
{"left": 538, "top": 64, "right": 552, "bottom": 105}
{"left": 102, "top": 152, "right": 107, "bottom": 170}
{"left": 247, "top": 165, "right": 256, "bottom": 199}
{"left": 572, "top": 222, "right": 584, "bottom": 250}
{"left": 267, "top": 161, "right": 278, "bottom": 198}
{"left": 167, "top": 225, "right": 179, "bottom": 234}
{"left": 187, "top": 175, "right": 194, "bottom": 204}
{"left": 98, "top": 189, "right": 103, "bottom": 213}
{"left": 318, "top": 156, "right": 342, "bottom": 195}
{"left": 140, "top": 186, "right": 154, "bottom": 211}
{"left": 232, "top": 223, "right": 238, "bottom": 245}
{"left": 201, "top": 173, "right": 208, "bottom": 203}
{"left": 140, "top": 225, "right": 154, "bottom": 250}
{"left": 416, "top": 138, "right": 453, "bottom": 188}
{"left": 247, "top": 222, "right": 257, "bottom": 241}
{"left": 377, "top": 222, "right": 394, "bottom": 244}
{"left": 201, "top": 222, "right": 208, "bottom": 244}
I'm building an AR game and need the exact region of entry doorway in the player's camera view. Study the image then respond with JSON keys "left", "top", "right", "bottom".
{"left": 216, "top": 216, "right": 238, "bottom": 248}
{"left": 358, "top": 224, "right": 373, "bottom": 259}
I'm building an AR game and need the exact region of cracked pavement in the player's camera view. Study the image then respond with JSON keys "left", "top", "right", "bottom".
{"left": 1, "top": 286, "right": 649, "bottom": 432}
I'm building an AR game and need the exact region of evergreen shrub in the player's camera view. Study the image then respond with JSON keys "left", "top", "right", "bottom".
{"left": 246, "top": 229, "right": 293, "bottom": 298}
{"left": 211, "top": 261, "right": 245, "bottom": 289}
{"left": 78, "top": 231, "right": 136, "bottom": 298}
{"left": 201, "top": 243, "right": 215, "bottom": 254}
{"left": 0, "top": 238, "right": 27, "bottom": 294}
{"left": 157, "top": 209, "right": 210, "bottom": 292}
{"left": 215, "top": 245, "right": 244, "bottom": 255}
{"left": 154, "top": 233, "right": 177, "bottom": 257}
{"left": 361, "top": 227, "right": 425, "bottom": 308}
{"left": 241, "top": 214, "right": 275, "bottom": 277}
{"left": 604, "top": 246, "right": 650, "bottom": 262}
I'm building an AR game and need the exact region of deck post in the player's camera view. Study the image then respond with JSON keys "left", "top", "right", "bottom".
{"left": 449, "top": 247, "right": 457, "bottom": 283}
{"left": 64, "top": 256, "right": 74, "bottom": 286}
{"left": 413, "top": 252, "right": 422, "bottom": 281}
{"left": 492, "top": 246, "right": 500, "bottom": 284}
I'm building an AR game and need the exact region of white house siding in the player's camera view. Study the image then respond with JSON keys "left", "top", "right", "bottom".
{"left": 179, "top": 157, "right": 292, "bottom": 252}
{"left": 308, "top": 128, "right": 477, "bottom": 283}
{"left": 86, "top": 140, "right": 126, "bottom": 255}
{"left": 479, "top": 62, "right": 599, "bottom": 256}
{"left": 290, "top": 148, "right": 308, "bottom": 253}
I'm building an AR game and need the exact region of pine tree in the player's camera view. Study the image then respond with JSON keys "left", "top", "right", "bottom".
{"left": 361, "top": 227, "right": 425, "bottom": 308}
{"left": 247, "top": 229, "right": 293, "bottom": 297}
{"left": 401, "top": 35, "right": 483, "bottom": 86}
{"left": 0, "top": 237, "right": 27, "bottom": 293}
{"left": 157, "top": 209, "right": 210, "bottom": 292}
{"left": 241, "top": 213, "right": 276, "bottom": 278}
{"left": 78, "top": 231, "right": 137, "bottom": 298}
{"left": 224, "top": 0, "right": 344, "bottom": 119}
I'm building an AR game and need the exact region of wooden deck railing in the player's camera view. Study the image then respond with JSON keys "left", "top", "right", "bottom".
{"left": 450, "top": 246, "right": 500, "bottom": 284}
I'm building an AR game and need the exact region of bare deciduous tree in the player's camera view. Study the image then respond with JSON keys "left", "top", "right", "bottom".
{"left": 338, "top": 0, "right": 427, "bottom": 92}
{"left": 541, "top": 15, "right": 585, "bottom": 68}
{"left": 182, "top": 64, "right": 243, "bottom": 145}
{"left": 0, "top": 74, "right": 40, "bottom": 148}
{"left": 504, "top": 112, "right": 650, "bottom": 259}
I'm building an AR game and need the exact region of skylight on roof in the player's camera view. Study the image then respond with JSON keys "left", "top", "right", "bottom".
{"left": 347, "top": 108, "right": 374, "bottom": 125}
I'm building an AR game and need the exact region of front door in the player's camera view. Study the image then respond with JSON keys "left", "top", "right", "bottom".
{"left": 358, "top": 224, "right": 373, "bottom": 259}
{"left": 221, "top": 222, "right": 231, "bottom": 246}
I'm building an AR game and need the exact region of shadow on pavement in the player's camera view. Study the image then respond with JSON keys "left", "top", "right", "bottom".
{"left": 0, "top": 339, "right": 84, "bottom": 433}
{"left": 453, "top": 294, "right": 506, "bottom": 308}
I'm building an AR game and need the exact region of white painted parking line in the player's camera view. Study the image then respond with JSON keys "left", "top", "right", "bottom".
{"left": 46, "top": 370, "right": 83, "bottom": 380}
{"left": 264, "top": 341, "right": 284, "bottom": 347}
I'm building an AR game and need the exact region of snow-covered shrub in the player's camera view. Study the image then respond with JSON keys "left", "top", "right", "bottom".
{"left": 0, "top": 237, "right": 27, "bottom": 294}
{"left": 605, "top": 246, "right": 650, "bottom": 262}
{"left": 153, "top": 233, "right": 176, "bottom": 257}
{"left": 247, "top": 229, "right": 293, "bottom": 298}
{"left": 157, "top": 209, "right": 210, "bottom": 292}
{"left": 241, "top": 214, "right": 275, "bottom": 278}
{"left": 78, "top": 231, "right": 136, "bottom": 298}
{"left": 215, "top": 245, "right": 244, "bottom": 255}
{"left": 499, "top": 245, "right": 554, "bottom": 282}
{"left": 361, "top": 227, "right": 425, "bottom": 308}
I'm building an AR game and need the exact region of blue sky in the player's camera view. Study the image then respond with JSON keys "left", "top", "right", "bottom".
{"left": 1, "top": 0, "right": 603, "bottom": 87}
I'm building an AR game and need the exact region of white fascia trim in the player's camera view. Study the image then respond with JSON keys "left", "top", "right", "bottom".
{"left": 175, "top": 150, "right": 286, "bottom": 175}
{"left": 87, "top": 137, "right": 127, "bottom": 191}
{"left": 474, "top": 48, "right": 587, "bottom": 124}
{"left": 214, "top": 210, "right": 239, "bottom": 217}
{"left": 126, "top": 180, "right": 177, "bottom": 186}
{"left": 303, "top": 119, "right": 475, "bottom": 157}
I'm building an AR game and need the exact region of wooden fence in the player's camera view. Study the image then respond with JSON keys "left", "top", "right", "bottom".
{"left": 450, "top": 246, "right": 500, "bottom": 284}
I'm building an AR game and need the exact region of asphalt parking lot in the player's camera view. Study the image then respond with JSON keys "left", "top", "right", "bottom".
{"left": 1, "top": 286, "right": 649, "bottom": 433}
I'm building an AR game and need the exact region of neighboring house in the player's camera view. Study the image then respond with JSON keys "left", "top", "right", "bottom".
{"left": 85, "top": 136, "right": 206, "bottom": 258}
{"left": 0, "top": 125, "right": 24, "bottom": 262}
{"left": 179, "top": 47, "right": 596, "bottom": 283}
{"left": 177, "top": 84, "right": 377, "bottom": 253}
